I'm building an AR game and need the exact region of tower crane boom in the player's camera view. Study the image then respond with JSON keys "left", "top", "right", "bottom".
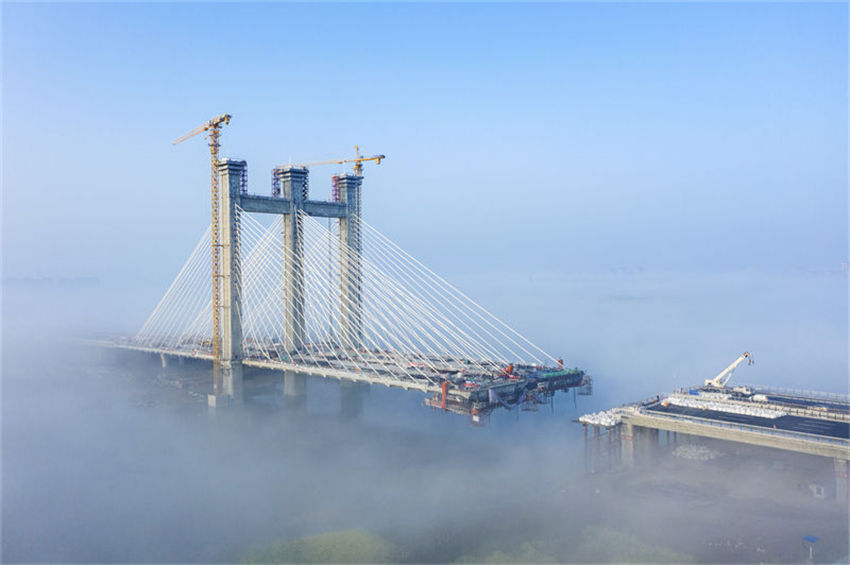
{"left": 173, "top": 113, "right": 231, "bottom": 145}
{"left": 278, "top": 145, "right": 385, "bottom": 177}
{"left": 704, "top": 351, "right": 754, "bottom": 388}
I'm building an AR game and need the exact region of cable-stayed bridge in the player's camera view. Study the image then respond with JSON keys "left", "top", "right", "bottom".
{"left": 105, "top": 159, "right": 587, "bottom": 412}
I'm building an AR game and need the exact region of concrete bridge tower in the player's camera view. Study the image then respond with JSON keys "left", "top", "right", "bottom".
{"left": 275, "top": 167, "right": 309, "bottom": 355}
{"left": 211, "top": 159, "right": 246, "bottom": 406}
{"left": 337, "top": 174, "right": 363, "bottom": 348}
{"left": 208, "top": 162, "right": 367, "bottom": 407}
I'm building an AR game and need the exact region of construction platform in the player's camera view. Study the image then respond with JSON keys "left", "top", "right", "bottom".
{"left": 424, "top": 367, "right": 591, "bottom": 423}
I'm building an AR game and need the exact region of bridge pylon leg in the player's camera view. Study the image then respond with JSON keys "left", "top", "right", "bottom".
{"left": 337, "top": 174, "right": 363, "bottom": 348}
{"left": 275, "top": 167, "right": 308, "bottom": 355}
{"left": 209, "top": 159, "right": 246, "bottom": 407}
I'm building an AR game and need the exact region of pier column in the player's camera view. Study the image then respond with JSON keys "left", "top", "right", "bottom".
{"left": 276, "top": 167, "right": 308, "bottom": 355}
{"left": 835, "top": 458, "right": 848, "bottom": 503}
{"left": 160, "top": 354, "right": 168, "bottom": 368}
{"left": 214, "top": 159, "right": 246, "bottom": 405}
{"left": 633, "top": 426, "right": 645, "bottom": 465}
{"left": 593, "top": 426, "right": 601, "bottom": 473}
{"left": 621, "top": 422, "right": 635, "bottom": 468}
{"left": 583, "top": 425, "right": 589, "bottom": 474}
{"left": 647, "top": 428, "right": 660, "bottom": 458}
{"left": 283, "top": 370, "right": 307, "bottom": 408}
{"left": 337, "top": 174, "right": 363, "bottom": 348}
{"left": 340, "top": 381, "right": 368, "bottom": 419}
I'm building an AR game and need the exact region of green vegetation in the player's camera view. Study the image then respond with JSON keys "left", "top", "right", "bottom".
{"left": 242, "top": 529, "right": 397, "bottom": 564}
{"left": 242, "top": 523, "right": 693, "bottom": 564}
{"left": 469, "top": 541, "right": 558, "bottom": 563}
{"left": 450, "top": 525, "right": 693, "bottom": 564}
{"left": 569, "top": 526, "right": 695, "bottom": 563}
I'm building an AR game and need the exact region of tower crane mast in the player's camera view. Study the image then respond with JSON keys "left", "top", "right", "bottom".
{"left": 173, "top": 113, "right": 232, "bottom": 394}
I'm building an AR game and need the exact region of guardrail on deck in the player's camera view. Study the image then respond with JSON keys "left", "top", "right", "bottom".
{"left": 749, "top": 384, "right": 850, "bottom": 404}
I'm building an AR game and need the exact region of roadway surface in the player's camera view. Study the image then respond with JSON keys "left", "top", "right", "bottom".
{"left": 647, "top": 403, "right": 850, "bottom": 440}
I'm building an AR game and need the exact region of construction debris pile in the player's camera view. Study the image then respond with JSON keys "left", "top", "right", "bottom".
{"left": 664, "top": 393, "right": 787, "bottom": 419}
{"left": 579, "top": 408, "right": 626, "bottom": 427}
{"left": 697, "top": 391, "right": 731, "bottom": 401}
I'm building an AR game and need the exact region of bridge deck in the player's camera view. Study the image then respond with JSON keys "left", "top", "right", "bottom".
{"left": 646, "top": 403, "right": 850, "bottom": 441}
{"left": 624, "top": 409, "right": 850, "bottom": 460}
{"left": 89, "top": 340, "right": 584, "bottom": 408}
{"left": 580, "top": 384, "right": 850, "bottom": 461}
{"left": 92, "top": 340, "right": 443, "bottom": 392}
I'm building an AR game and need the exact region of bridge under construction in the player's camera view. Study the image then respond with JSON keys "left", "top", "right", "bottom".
{"left": 99, "top": 114, "right": 587, "bottom": 415}
{"left": 580, "top": 377, "right": 850, "bottom": 503}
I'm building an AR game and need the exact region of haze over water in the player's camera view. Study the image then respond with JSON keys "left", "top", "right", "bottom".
{"left": 3, "top": 1, "right": 847, "bottom": 562}
{"left": 3, "top": 269, "right": 847, "bottom": 562}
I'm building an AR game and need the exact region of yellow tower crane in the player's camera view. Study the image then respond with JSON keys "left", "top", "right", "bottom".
{"left": 287, "top": 145, "right": 385, "bottom": 176}
{"left": 172, "top": 113, "right": 232, "bottom": 394}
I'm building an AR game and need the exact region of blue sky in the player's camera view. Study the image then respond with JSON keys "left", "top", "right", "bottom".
{"left": 2, "top": 2, "right": 847, "bottom": 284}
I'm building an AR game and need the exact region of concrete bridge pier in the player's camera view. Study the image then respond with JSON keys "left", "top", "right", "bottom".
{"left": 583, "top": 425, "right": 590, "bottom": 473}
{"left": 631, "top": 426, "right": 645, "bottom": 465}
{"left": 835, "top": 458, "right": 848, "bottom": 502}
{"left": 160, "top": 354, "right": 168, "bottom": 368}
{"left": 340, "top": 381, "right": 368, "bottom": 419}
{"left": 621, "top": 422, "right": 635, "bottom": 468}
{"left": 646, "top": 428, "right": 660, "bottom": 459}
{"left": 283, "top": 370, "right": 307, "bottom": 408}
{"left": 593, "top": 426, "right": 602, "bottom": 472}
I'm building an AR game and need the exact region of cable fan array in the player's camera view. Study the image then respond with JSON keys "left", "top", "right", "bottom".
{"left": 136, "top": 207, "right": 556, "bottom": 388}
